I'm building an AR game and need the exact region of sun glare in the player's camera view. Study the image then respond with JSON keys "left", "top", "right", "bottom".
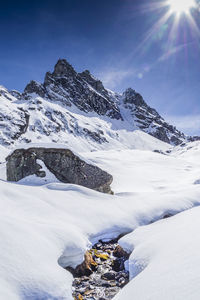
{"left": 134, "top": 0, "right": 200, "bottom": 60}
{"left": 167, "top": 0, "right": 196, "bottom": 15}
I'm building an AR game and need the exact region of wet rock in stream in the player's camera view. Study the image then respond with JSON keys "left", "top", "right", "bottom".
{"left": 68, "top": 240, "right": 130, "bottom": 300}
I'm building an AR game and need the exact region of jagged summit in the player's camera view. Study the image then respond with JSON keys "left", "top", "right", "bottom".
{"left": 0, "top": 58, "right": 198, "bottom": 148}
{"left": 123, "top": 88, "right": 149, "bottom": 107}
{"left": 24, "top": 58, "right": 122, "bottom": 120}
{"left": 79, "top": 69, "right": 106, "bottom": 95}
{"left": 52, "top": 59, "right": 76, "bottom": 77}
{"left": 24, "top": 80, "right": 45, "bottom": 98}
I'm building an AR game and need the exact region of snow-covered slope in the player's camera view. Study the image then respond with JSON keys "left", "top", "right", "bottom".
{"left": 0, "top": 59, "right": 193, "bottom": 152}
{"left": 0, "top": 86, "right": 29, "bottom": 145}
{"left": 1, "top": 58, "right": 200, "bottom": 300}
{"left": 0, "top": 141, "right": 200, "bottom": 299}
{"left": 1, "top": 89, "right": 170, "bottom": 153}
{"left": 116, "top": 205, "right": 200, "bottom": 300}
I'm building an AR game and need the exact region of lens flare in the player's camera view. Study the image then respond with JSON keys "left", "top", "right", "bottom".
{"left": 128, "top": 0, "right": 200, "bottom": 74}
{"left": 167, "top": 0, "right": 196, "bottom": 15}
{"left": 134, "top": 0, "right": 200, "bottom": 54}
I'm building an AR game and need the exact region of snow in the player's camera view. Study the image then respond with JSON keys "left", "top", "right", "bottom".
{"left": 0, "top": 83, "right": 175, "bottom": 152}
{"left": 0, "top": 145, "right": 9, "bottom": 163}
{"left": 0, "top": 58, "right": 199, "bottom": 300}
{"left": 0, "top": 81, "right": 199, "bottom": 299}
{"left": 115, "top": 206, "right": 200, "bottom": 300}
{"left": 85, "top": 147, "right": 200, "bottom": 193}
{"left": 0, "top": 141, "right": 200, "bottom": 299}
{"left": 18, "top": 160, "right": 60, "bottom": 185}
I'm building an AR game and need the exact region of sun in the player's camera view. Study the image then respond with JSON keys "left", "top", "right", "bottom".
{"left": 167, "top": 0, "right": 196, "bottom": 15}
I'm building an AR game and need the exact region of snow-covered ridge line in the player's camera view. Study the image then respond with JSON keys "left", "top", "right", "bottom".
{"left": 1, "top": 58, "right": 197, "bottom": 152}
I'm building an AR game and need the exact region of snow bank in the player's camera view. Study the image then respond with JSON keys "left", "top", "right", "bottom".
{"left": 0, "top": 145, "right": 200, "bottom": 299}
{"left": 85, "top": 147, "right": 200, "bottom": 193}
{"left": 115, "top": 206, "right": 200, "bottom": 300}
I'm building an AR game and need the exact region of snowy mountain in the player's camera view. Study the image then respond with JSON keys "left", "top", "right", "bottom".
{"left": 0, "top": 58, "right": 195, "bottom": 151}
{"left": 1, "top": 59, "right": 200, "bottom": 300}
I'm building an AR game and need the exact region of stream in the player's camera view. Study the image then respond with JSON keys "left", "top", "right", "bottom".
{"left": 67, "top": 238, "right": 130, "bottom": 300}
{"left": 67, "top": 213, "right": 175, "bottom": 299}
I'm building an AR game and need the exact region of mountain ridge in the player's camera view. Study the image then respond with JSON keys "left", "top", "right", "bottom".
{"left": 0, "top": 58, "right": 198, "bottom": 149}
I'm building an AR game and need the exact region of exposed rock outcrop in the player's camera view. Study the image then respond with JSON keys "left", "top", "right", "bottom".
{"left": 68, "top": 250, "right": 97, "bottom": 277}
{"left": 113, "top": 245, "right": 129, "bottom": 259}
{"left": 79, "top": 70, "right": 108, "bottom": 97}
{"left": 41, "top": 59, "right": 123, "bottom": 120}
{"left": 0, "top": 59, "right": 199, "bottom": 147}
{"left": 122, "top": 88, "right": 185, "bottom": 145}
{"left": 24, "top": 80, "right": 46, "bottom": 98}
{"left": 6, "top": 147, "right": 113, "bottom": 194}
{"left": 22, "top": 60, "right": 189, "bottom": 145}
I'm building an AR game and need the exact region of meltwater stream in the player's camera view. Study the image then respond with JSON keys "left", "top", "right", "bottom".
{"left": 68, "top": 239, "right": 130, "bottom": 300}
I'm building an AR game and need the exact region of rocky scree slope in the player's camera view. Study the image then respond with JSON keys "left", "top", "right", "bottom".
{"left": 0, "top": 59, "right": 196, "bottom": 148}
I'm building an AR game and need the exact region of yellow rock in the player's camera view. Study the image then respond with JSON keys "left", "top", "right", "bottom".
{"left": 95, "top": 253, "right": 109, "bottom": 260}
{"left": 75, "top": 294, "right": 83, "bottom": 300}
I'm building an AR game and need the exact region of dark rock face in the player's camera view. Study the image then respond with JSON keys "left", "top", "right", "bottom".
{"left": 79, "top": 70, "right": 108, "bottom": 97}
{"left": 1, "top": 58, "right": 199, "bottom": 147}
{"left": 113, "top": 245, "right": 129, "bottom": 259}
{"left": 25, "top": 59, "right": 123, "bottom": 120}
{"left": 123, "top": 88, "right": 150, "bottom": 108}
{"left": 188, "top": 136, "right": 200, "bottom": 142}
{"left": 6, "top": 147, "right": 113, "bottom": 194}
{"left": 49, "top": 59, "right": 122, "bottom": 120}
{"left": 82, "top": 128, "right": 108, "bottom": 143}
{"left": 53, "top": 59, "right": 76, "bottom": 77}
{"left": 122, "top": 88, "right": 185, "bottom": 145}
{"left": 24, "top": 80, "right": 46, "bottom": 98}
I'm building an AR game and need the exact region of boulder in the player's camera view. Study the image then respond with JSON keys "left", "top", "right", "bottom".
{"left": 67, "top": 250, "right": 97, "bottom": 277}
{"left": 6, "top": 147, "right": 113, "bottom": 194}
{"left": 113, "top": 245, "right": 129, "bottom": 259}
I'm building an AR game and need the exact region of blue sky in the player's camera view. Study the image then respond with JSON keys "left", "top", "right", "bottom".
{"left": 0, "top": 0, "right": 200, "bottom": 135}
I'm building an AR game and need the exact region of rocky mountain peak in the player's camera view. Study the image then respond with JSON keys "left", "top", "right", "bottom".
{"left": 79, "top": 69, "right": 105, "bottom": 94}
{"left": 123, "top": 87, "right": 136, "bottom": 96}
{"left": 24, "top": 80, "right": 45, "bottom": 98}
{"left": 1, "top": 58, "right": 198, "bottom": 147}
{"left": 123, "top": 88, "right": 147, "bottom": 107}
{"left": 41, "top": 59, "right": 123, "bottom": 119}
{"left": 52, "top": 59, "right": 76, "bottom": 78}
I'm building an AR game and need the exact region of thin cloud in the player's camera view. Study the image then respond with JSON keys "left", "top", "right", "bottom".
{"left": 98, "top": 69, "right": 134, "bottom": 89}
{"left": 136, "top": 42, "right": 194, "bottom": 79}
{"left": 158, "top": 42, "right": 195, "bottom": 62}
{"left": 97, "top": 42, "right": 193, "bottom": 90}
{"left": 158, "top": 45, "right": 184, "bottom": 62}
